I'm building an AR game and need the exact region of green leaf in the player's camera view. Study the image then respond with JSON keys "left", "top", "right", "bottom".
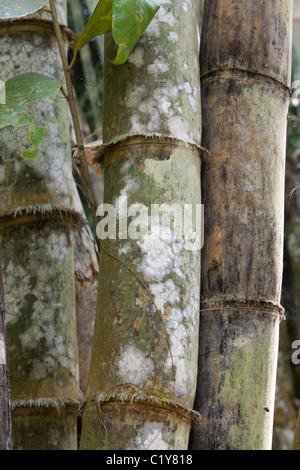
{"left": 111, "top": 0, "right": 160, "bottom": 65}
{"left": 22, "top": 125, "right": 46, "bottom": 161}
{"left": 73, "top": 0, "right": 113, "bottom": 53}
{"left": 0, "top": 105, "right": 19, "bottom": 127}
{"left": 72, "top": 0, "right": 159, "bottom": 67}
{"left": 5, "top": 73, "right": 62, "bottom": 111}
{"left": 0, "top": 0, "right": 48, "bottom": 19}
{"left": 0, "top": 73, "right": 62, "bottom": 160}
{"left": 19, "top": 114, "right": 46, "bottom": 162}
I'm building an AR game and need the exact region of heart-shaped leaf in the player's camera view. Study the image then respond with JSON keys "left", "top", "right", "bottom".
{"left": 0, "top": 0, "right": 48, "bottom": 19}
{"left": 111, "top": 0, "right": 160, "bottom": 65}
{"left": 0, "top": 73, "right": 62, "bottom": 160}
{"left": 5, "top": 73, "right": 62, "bottom": 110}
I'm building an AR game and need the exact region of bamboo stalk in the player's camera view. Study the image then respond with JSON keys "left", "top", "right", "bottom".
{"left": 0, "top": 251, "right": 12, "bottom": 450}
{"left": 49, "top": 0, "right": 99, "bottom": 236}
{"left": 85, "top": 0, "right": 104, "bottom": 65}
{"left": 72, "top": 179, "right": 98, "bottom": 399}
{"left": 80, "top": 0, "right": 203, "bottom": 450}
{"left": 0, "top": 0, "right": 79, "bottom": 449}
{"left": 190, "top": 0, "right": 293, "bottom": 450}
{"left": 68, "top": 0, "right": 102, "bottom": 132}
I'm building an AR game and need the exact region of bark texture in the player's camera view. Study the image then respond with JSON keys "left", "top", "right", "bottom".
{"left": 190, "top": 0, "right": 293, "bottom": 450}
{"left": 0, "top": 252, "right": 12, "bottom": 450}
{"left": 80, "top": 0, "right": 202, "bottom": 450}
{"left": 0, "top": 0, "right": 79, "bottom": 449}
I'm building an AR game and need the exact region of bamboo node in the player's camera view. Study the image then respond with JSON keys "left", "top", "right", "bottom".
{"left": 80, "top": 383, "right": 202, "bottom": 424}
{"left": 200, "top": 66, "right": 292, "bottom": 97}
{"left": 200, "top": 299, "right": 285, "bottom": 321}
{"left": 0, "top": 204, "right": 87, "bottom": 230}
{"left": 11, "top": 397, "right": 80, "bottom": 413}
{"left": 93, "top": 134, "right": 209, "bottom": 165}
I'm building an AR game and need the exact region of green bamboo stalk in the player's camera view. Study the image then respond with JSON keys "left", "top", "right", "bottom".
{"left": 80, "top": 0, "right": 203, "bottom": 450}
{"left": 68, "top": 0, "right": 102, "bottom": 132}
{"left": 190, "top": 0, "right": 293, "bottom": 450}
{"left": 0, "top": 0, "right": 79, "bottom": 449}
{"left": 85, "top": 0, "right": 104, "bottom": 65}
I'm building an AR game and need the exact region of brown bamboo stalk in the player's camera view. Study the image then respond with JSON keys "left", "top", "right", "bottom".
{"left": 0, "top": 251, "right": 12, "bottom": 450}
{"left": 190, "top": 0, "right": 293, "bottom": 450}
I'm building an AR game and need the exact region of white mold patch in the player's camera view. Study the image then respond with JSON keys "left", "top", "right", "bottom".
{"left": 128, "top": 47, "right": 144, "bottom": 67}
{"left": 168, "top": 31, "right": 179, "bottom": 43}
{"left": 130, "top": 114, "right": 143, "bottom": 134}
{"left": 154, "top": 83, "right": 180, "bottom": 102}
{"left": 120, "top": 160, "right": 134, "bottom": 174}
{"left": 2, "top": 225, "right": 78, "bottom": 382}
{"left": 128, "top": 421, "right": 169, "bottom": 450}
{"left": 188, "top": 94, "right": 198, "bottom": 113}
{"left": 149, "top": 279, "right": 180, "bottom": 313}
{"left": 157, "top": 5, "right": 175, "bottom": 27}
{"left": 182, "top": 0, "right": 193, "bottom": 12}
{"left": 167, "top": 116, "right": 191, "bottom": 142}
{"left": 137, "top": 222, "right": 185, "bottom": 282}
{"left": 115, "top": 344, "right": 155, "bottom": 386}
{"left": 135, "top": 203, "right": 200, "bottom": 396}
{"left": 120, "top": 178, "right": 140, "bottom": 198}
{"left": 178, "top": 82, "right": 192, "bottom": 94}
{"left": 126, "top": 421, "right": 169, "bottom": 450}
{"left": 118, "top": 242, "right": 133, "bottom": 257}
{"left": 128, "top": 77, "right": 199, "bottom": 138}
{"left": 138, "top": 100, "right": 161, "bottom": 132}
{"left": 147, "top": 58, "right": 169, "bottom": 76}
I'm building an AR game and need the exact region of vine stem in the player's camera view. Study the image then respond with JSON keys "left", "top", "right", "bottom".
{"left": 49, "top": 0, "right": 176, "bottom": 387}
{"left": 49, "top": 0, "right": 99, "bottom": 237}
{"left": 100, "top": 243, "right": 176, "bottom": 385}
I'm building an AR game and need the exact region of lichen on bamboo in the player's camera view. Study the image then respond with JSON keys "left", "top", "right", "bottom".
{"left": 80, "top": 0, "right": 202, "bottom": 450}
{"left": 0, "top": 1, "right": 79, "bottom": 449}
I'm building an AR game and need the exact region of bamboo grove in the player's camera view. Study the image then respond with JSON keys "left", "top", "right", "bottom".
{"left": 0, "top": 0, "right": 299, "bottom": 451}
